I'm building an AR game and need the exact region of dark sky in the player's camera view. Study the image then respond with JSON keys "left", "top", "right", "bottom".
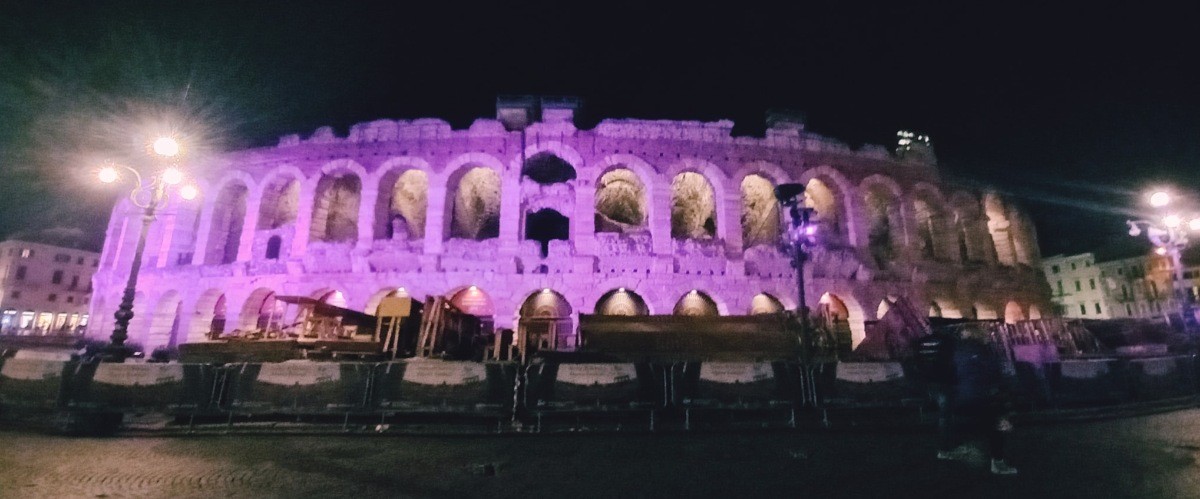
{"left": 1, "top": 1, "right": 1198, "bottom": 256}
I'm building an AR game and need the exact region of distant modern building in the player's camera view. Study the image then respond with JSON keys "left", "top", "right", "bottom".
{"left": 89, "top": 98, "right": 1052, "bottom": 352}
{"left": 1042, "top": 252, "right": 1174, "bottom": 320}
{"left": 0, "top": 239, "right": 99, "bottom": 334}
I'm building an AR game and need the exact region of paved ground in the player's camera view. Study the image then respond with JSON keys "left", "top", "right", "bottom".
{"left": 2, "top": 409, "right": 1200, "bottom": 498}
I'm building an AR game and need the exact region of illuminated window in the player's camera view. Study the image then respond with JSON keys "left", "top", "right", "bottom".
{"left": 19, "top": 311, "right": 34, "bottom": 328}
{"left": 80, "top": 314, "right": 89, "bottom": 326}
{"left": 19, "top": 248, "right": 32, "bottom": 258}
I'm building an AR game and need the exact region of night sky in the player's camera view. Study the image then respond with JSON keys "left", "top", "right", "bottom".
{"left": 1, "top": 1, "right": 1197, "bottom": 257}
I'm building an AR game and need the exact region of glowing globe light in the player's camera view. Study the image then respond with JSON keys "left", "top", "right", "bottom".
{"left": 98, "top": 167, "right": 119, "bottom": 183}
{"left": 1164, "top": 214, "right": 1182, "bottom": 228}
{"left": 178, "top": 184, "right": 199, "bottom": 200}
{"left": 1150, "top": 191, "right": 1172, "bottom": 208}
{"left": 1155, "top": 247, "right": 1168, "bottom": 256}
{"left": 1190, "top": 218, "right": 1200, "bottom": 231}
{"left": 161, "top": 167, "right": 184, "bottom": 185}
{"left": 153, "top": 137, "right": 180, "bottom": 157}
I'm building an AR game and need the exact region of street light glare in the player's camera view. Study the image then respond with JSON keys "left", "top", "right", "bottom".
{"left": 1190, "top": 218, "right": 1200, "bottom": 231}
{"left": 98, "top": 167, "right": 119, "bottom": 183}
{"left": 153, "top": 137, "right": 180, "bottom": 157}
{"left": 1164, "top": 214, "right": 1182, "bottom": 228}
{"left": 1155, "top": 247, "right": 1168, "bottom": 256}
{"left": 1150, "top": 191, "right": 1172, "bottom": 207}
{"left": 179, "top": 184, "right": 199, "bottom": 200}
{"left": 161, "top": 167, "right": 184, "bottom": 185}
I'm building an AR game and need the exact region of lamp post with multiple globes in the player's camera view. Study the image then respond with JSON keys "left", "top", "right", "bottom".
{"left": 1127, "top": 190, "right": 1200, "bottom": 331}
{"left": 775, "top": 183, "right": 819, "bottom": 359}
{"left": 96, "top": 137, "right": 199, "bottom": 360}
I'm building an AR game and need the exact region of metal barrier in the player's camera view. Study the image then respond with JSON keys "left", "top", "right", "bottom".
{"left": 1050, "top": 358, "right": 1129, "bottom": 407}
{"left": 676, "top": 361, "right": 800, "bottom": 429}
{"left": 222, "top": 361, "right": 372, "bottom": 414}
{"left": 68, "top": 362, "right": 219, "bottom": 413}
{"left": 1126, "top": 355, "right": 1197, "bottom": 401}
{"left": 0, "top": 358, "right": 74, "bottom": 410}
{"left": 371, "top": 359, "right": 516, "bottom": 414}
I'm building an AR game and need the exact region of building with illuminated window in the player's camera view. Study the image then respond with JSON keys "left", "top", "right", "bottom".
{"left": 1042, "top": 251, "right": 1175, "bottom": 320}
{"left": 0, "top": 239, "right": 97, "bottom": 334}
{"left": 87, "top": 98, "right": 1051, "bottom": 352}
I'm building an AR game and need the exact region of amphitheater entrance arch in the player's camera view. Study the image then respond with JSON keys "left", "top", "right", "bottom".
{"left": 376, "top": 169, "right": 428, "bottom": 241}
{"left": 594, "top": 288, "right": 650, "bottom": 316}
{"left": 673, "top": 290, "right": 719, "bottom": 316}
{"left": 239, "top": 288, "right": 285, "bottom": 332}
{"left": 817, "top": 292, "right": 866, "bottom": 352}
{"left": 749, "top": 293, "right": 785, "bottom": 315}
{"left": 316, "top": 289, "right": 349, "bottom": 309}
{"left": 518, "top": 289, "right": 575, "bottom": 352}
{"left": 146, "top": 291, "right": 183, "bottom": 350}
{"left": 310, "top": 173, "right": 362, "bottom": 243}
{"left": 671, "top": 172, "right": 717, "bottom": 240}
{"left": 366, "top": 287, "right": 411, "bottom": 315}
{"left": 522, "top": 152, "right": 576, "bottom": 184}
{"left": 1004, "top": 301, "right": 1026, "bottom": 324}
{"left": 929, "top": 301, "right": 943, "bottom": 318}
{"left": 1029, "top": 304, "right": 1043, "bottom": 320}
{"left": 449, "top": 286, "right": 495, "bottom": 332}
{"left": 189, "top": 289, "right": 227, "bottom": 341}
{"left": 974, "top": 303, "right": 999, "bottom": 320}
{"left": 804, "top": 177, "right": 847, "bottom": 246}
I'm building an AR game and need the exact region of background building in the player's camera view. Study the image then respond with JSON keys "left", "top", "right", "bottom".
{"left": 1043, "top": 251, "right": 1174, "bottom": 320}
{"left": 0, "top": 239, "right": 98, "bottom": 334}
{"left": 89, "top": 98, "right": 1051, "bottom": 352}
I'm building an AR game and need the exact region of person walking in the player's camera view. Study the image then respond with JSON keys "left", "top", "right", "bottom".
{"left": 917, "top": 326, "right": 1018, "bottom": 475}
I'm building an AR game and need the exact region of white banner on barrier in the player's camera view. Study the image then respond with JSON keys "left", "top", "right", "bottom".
{"left": 1134, "top": 357, "right": 1177, "bottom": 377}
{"left": 12, "top": 350, "right": 73, "bottom": 361}
{"left": 836, "top": 362, "right": 904, "bottom": 383}
{"left": 0, "top": 359, "right": 63, "bottom": 381}
{"left": 1060, "top": 360, "right": 1110, "bottom": 379}
{"left": 257, "top": 362, "right": 341, "bottom": 386}
{"left": 93, "top": 364, "right": 184, "bottom": 386}
{"left": 557, "top": 364, "right": 636, "bottom": 386}
{"left": 402, "top": 359, "right": 485, "bottom": 386}
{"left": 700, "top": 362, "right": 772, "bottom": 384}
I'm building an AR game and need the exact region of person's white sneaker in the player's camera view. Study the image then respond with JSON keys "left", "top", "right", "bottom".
{"left": 990, "top": 459, "right": 1018, "bottom": 475}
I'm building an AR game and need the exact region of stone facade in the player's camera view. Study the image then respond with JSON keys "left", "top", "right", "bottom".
{"left": 87, "top": 100, "right": 1050, "bottom": 352}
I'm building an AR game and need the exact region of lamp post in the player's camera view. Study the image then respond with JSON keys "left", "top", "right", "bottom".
{"left": 1127, "top": 190, "right": 1200, "bottom": 332}
{"left": 776, "top": 184, "right": 818, "bottom": 358}
{"left": 97, "top": 137, "right": 199, "bottom": 360}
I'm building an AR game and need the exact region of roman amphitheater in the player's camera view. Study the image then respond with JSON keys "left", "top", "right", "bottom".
{"left": 86, "top": 99, "right": 1051, "bottom": 352}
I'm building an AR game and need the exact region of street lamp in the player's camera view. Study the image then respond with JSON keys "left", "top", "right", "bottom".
{"left": 776, "top": 183, "right": 818, "bottom": 359}
{"left": 97, "top": 137, "right": 199, "bottom": 360}
{"left": 1127, "top": 190, "right": 1200, "bottom": 332}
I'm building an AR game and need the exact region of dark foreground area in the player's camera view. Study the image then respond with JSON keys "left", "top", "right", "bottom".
{"left": 3, "top": 409, "right": 1200, "bottom": 498}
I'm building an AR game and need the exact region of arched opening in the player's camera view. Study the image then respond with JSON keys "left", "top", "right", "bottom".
{"left": 804, "top": 178, "right": 847, "bottom": 246}
{"left": 594, "top": 288, "right": 650, "bottom": 316}
{"left": 524, "top": 208, "right": 570, "bottom": 257}
{"left": 365, "top": 287, "right": 410, "bottom": 315}
{"left": 741, "top": 174, "right": 780, "bottom": 248}
{"left": 929, "top": 301, "right": 943, "bottom": 318}
{"left": 317, "top": 289, "right": 348, "bottom": 309}
{"left": 817, "top": 292, "right": 866, "bottom": 352}
{"left": 749, "top": 292, "right": 785, "bottom": 315}
{"left": 265, "top": 235, "right": 282, "bottom": 259}
{"left": 310, "top": 173, "right": 362, "bottom": 243}
{"left": 911, "top": 193, "right": 950, "bottom": 261}
{"left": 449, "top": 286, "right": 495, "bottom": 331}
{"left": 863, "top": 184, "right": 900, "bottom": 268}
{"left": 595, "top": 168, "right": 648, "bottom": 234}
{"left": 975, "top": 303, "right": 999, "bottom": 320}
{"left": 877, "top": 299, "right": 892, "bottom": 319}
{"left": 146, "top": 291, "right": 182, "bottom": 350}
{"left": 239, "top": 288, "right": 285, "bottom": 332}
{"left": 522, "top": 152, "right": 576, "bottom": 184}
{"left": 951, "top": 194, "right": 986, "bottom": 263}
{"left": 671, "top": 172, "right": 716, "bottom": 240}
{"left": 188, "top": 289, "right": 225, "bottom": 341}
{"left": 1029, "top": 304, "right": 1043, "bottom": 320}
{"left": 932, "top": 299, "right": 963, "bottom": 319}
{"left": 449, "top": 167, "right": 501, "bottom": 240}
{"left": 375, "top": 169, "right": 428, "bottom": 241}
{"left": 518, "top": 289, "right": 575, "bottom": 351}
{"left": 204, "top": 182, "right": 249, "bottom": 264}
{"left": 1004, "top": 301, "right": 1026, "bottom": 324}
{"left": 673, "top": 290, "right": 719, "bottom": 316}
{"left": 257, "top": 176, "right": 300, "bottom": 230}
{"left": 984, "top": 193, "right": 1017, "bottom": 266}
